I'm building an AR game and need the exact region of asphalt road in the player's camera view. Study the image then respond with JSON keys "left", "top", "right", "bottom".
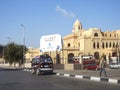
{"left": 0, "top": 68, "right": 120, "bottom": 90}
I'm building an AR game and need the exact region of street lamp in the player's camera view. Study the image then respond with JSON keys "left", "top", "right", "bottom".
{"left": 21, "top": 24, "right": 25, "bottom": 66}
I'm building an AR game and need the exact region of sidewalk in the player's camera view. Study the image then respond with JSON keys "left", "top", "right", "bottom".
{"left": 54, "top": 68, "right": 120, "bottom": 84}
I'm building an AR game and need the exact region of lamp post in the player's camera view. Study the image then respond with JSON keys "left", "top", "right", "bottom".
{"left": 21, "top": 24, "right": 25, "bottom": 67}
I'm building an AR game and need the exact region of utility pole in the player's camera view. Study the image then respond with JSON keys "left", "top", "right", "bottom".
{"left": 21, "top": 24, "right": 25, "bottom": 67}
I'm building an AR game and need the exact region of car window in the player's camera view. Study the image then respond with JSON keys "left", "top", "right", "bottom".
{"left": 32, "top": 58, "right": 40, "bottom": 63}
{"left": 40, "top": 58, "right": 52, "bottom": 63}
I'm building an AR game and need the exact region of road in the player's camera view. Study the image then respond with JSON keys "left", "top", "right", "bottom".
{"left": 0, "top": 68, "right": 120, "bottom": 90}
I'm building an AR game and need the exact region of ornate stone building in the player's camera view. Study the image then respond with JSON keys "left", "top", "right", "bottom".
{"left": 25, "top": 19, "right": 120, "bottom": 64}
{"left": 63, "top": 19, "right": 120, "bottom": 64}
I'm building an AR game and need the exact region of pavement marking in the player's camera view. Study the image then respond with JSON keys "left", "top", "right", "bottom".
{"left": 91, "top": 77, "right": 100, "bottom": 81}
{"left": 64, "top": 74, "right": 70, "bottom": 77}
{"left": 23, "top": 69, "right": 120, "bottom": 84}
{"left": 109, "top": 79, "right": 118, "bottom": 84}
{"left": 56, "top": 73, "right": 60, "bottom": 75}
{"left": 75, "top": 75, "right": 83, "bottom": 78}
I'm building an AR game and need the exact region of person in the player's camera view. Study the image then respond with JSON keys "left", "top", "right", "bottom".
{"left": 99, "top": 56, "right": 107, "bottom": 77}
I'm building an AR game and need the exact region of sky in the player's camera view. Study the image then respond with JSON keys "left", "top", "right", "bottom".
{"left": 0, "top": 0, "right": 120, "bottom": 48}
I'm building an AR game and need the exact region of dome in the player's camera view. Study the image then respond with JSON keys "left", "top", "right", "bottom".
{"left": 72, "top": 19, "right": 82, "bottom": 32}
{"left": 74, "top": 19, "right": 81, "bottom": 26}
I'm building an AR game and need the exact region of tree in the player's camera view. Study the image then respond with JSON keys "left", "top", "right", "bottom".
{"left": 4, "top": 42, "right": 27, "bottom": 65}
{"left": 0, "top": 44, "right": 4, "bottom": 58}
{"left": 0, "top": 45, "right": 2, "bottom": 58}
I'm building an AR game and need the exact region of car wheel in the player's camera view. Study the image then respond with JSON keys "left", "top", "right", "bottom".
{"left": 36, "top": 68, "right": 40, "bottom": 75}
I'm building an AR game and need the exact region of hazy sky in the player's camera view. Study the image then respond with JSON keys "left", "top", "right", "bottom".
{"left": 0, "top": 0, "right": 120, "bottom": 48}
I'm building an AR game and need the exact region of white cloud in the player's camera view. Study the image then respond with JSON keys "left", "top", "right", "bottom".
{"left": 56, "top": 5, "right": 76, "bottom": 18}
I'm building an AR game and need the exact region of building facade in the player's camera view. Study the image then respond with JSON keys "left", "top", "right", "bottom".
{"left": 25, "top": 19, "right": 120, "bottom": 64}
{"left": 62, "top": 19, "right": 120, "bottom": 64}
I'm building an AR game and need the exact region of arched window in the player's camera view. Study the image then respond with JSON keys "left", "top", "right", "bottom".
{"left": 67, "top": 43, "right": 71, "bottom": 47}
{"left": 110, "top": 34, "right": 111, "bottom": 37}
{"left": 109, "top": 42, "right": 111, "bottom": 47}
{"left": 102, "top": 42, "right": 104, "bottom": 49}
{"left": 93, "top": 42, "right": 95, "bottom": 48}
{"left": 94, "top": 33, "right": 98, "bottom": 37}
{"left": 113, "top": 42, "right": 115, "bottom": 48}
{"left": 94, "top": 52, "right": 99, "bottom": 59}
{"left": 97, "top": 42, "right": 99, "bottom": 48}
{"left": 106, "top": 42, "right": 108, "bottom": 48}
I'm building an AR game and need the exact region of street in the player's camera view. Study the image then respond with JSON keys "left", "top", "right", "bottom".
{"left": 0, "top": 68, "right": 120, "bottom": 90}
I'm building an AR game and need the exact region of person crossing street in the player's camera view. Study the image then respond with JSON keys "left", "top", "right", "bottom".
{"left": 99, "top": 56, "right": 107, "bottom": 77}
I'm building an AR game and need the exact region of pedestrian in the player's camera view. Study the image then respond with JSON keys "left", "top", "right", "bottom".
{"left": 99, "top": 56, "right": 107, "bottom": 77}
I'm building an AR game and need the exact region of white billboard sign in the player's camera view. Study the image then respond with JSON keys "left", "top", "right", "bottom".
{"left": 40, "top": 34, "right": 62, "bottom": 52}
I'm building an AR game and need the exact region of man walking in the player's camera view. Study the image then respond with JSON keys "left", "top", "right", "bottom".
{"left": 99, "top": 56, "right": 107, "bottom": 77}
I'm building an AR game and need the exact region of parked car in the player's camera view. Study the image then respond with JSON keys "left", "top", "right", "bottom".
{"left": 84, "top": 63, "right": 99, "bottom": 70}
{"left": 31, "top": 54, "right": 53, "bottom": 75}
{"left": 109, "top": 63, "right": 120, "bottom": 69}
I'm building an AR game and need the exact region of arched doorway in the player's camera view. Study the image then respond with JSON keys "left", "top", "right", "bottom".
{"left": 68, "top": 53, "right": 74, "bottom": 63}
{"left": 94, "top": 52, "right": 99, "bottom": 59}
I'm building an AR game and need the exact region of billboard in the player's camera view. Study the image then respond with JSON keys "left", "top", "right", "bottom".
{"left": 40, "top": 34, "right": 62, "bottom": 52}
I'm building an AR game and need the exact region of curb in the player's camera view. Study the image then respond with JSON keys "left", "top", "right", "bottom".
{"left": 23, "top": 69, "right": 120, "bottom": 84}
{"left": 56, "top": 73, "right": 120, "bottom": 84}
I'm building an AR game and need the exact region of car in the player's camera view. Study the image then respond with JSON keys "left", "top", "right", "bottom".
{"left": 31, "top": 54, "right": 54, "bottom": 75}
{"left": 84, "top": 63, "right": 99, "bottom": 70}
{"left": 109, "top": 63, "right": 120, "bottom": 69}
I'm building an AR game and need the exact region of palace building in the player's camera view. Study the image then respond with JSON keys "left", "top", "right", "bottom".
{"left": 25, "top": 19, "right": 120, "bottom": 64}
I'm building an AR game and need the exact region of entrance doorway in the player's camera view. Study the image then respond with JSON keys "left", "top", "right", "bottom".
{"left": 68, "top": 53, "right": 74, "bottom": 63}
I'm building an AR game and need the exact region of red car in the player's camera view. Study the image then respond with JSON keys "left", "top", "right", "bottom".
{"left": 84, "top": 63, "right": 99, "bottom": 70}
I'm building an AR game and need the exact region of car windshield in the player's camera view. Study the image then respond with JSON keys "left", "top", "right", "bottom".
{"left": 40, "top": 58, "right": 52, "bottom": 63}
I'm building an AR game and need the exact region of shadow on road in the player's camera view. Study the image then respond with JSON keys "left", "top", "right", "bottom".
{"left": 0, "top": 68, "right": 22, "bottom": 71}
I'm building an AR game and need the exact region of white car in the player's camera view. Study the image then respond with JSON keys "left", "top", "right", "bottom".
{"left": 109, "top": 64, "right": 120, "bottom": 69}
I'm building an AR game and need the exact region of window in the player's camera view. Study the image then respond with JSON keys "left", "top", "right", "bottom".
{"left": 116, "top": 42, "right": 118, "bottom": 48}
{"left": 113, "top": 42, "right": 115, "bottom": 48}
{"left": 102, "top": 42, "right": 104, "bottom": 49}
{"left": 97, "top": 42, "right": 99, "bottom": 48}
{"left": 94, "top": 33, "right": 98, "bottom": 37}
{"left": 110, "top": 34, "right": 111, "bottom": 37}
{"left": 106, "top": 42, "right": 108, "bottom": 48}
{"left": 67, "top": 43, "right": 71, "bottom": 47}
{"left": 109, "top": 42, "right": 111, "bottom": 47}
{"left": 93, "top": 42, "right": 95, "bottom": 48}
